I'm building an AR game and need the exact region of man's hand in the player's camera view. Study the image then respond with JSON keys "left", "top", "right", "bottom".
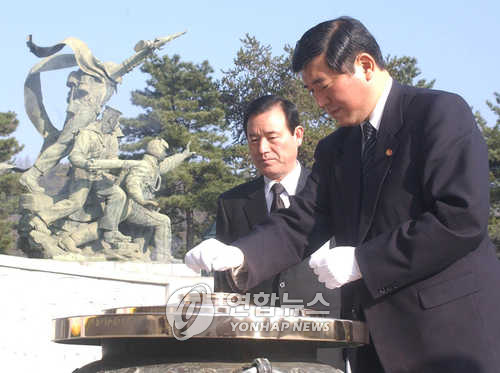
{"left": 185, "top": 238, "right": 244, "bottom": 273}
{"left": 309, "top": 246, "right": 362, "bottom": 289}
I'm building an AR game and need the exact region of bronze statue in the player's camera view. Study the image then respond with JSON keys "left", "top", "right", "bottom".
{"left": 86, "top": 138, "right": 195, "bottom": 262}
{"left": 20, "top": 32, "right": 185, "bottom": 194}
{"left": 17, "top": 33, "right": 191, "bottom": 262}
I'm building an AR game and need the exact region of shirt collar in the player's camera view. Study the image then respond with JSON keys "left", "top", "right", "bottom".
{"left": 367, "top": 77, "right": 393, "bottom": 131}
{"left": 264, "top": 161, "right": 302, "bottom": 197}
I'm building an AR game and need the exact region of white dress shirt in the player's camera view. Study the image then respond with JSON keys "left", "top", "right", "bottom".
{"left": 360, "top": 77, "right": 393, "bottom": 152}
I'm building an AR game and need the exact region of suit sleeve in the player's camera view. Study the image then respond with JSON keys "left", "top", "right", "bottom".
{"left": 357, "top": 92, "right": 491, "bottom": 299}
{"left": 232, "top": 143, "right": 334, "bottom": 291}
{"left": 214, "top": 196, "right": 240, "bottom": 292}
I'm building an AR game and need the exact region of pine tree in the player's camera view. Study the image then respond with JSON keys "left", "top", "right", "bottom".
{"left": 0, "top": 111, "right": 23, "bottom": 162}
{"left": 0, "top": 111, "right": 24, "bottom": 253}
{"left": 385, "top": 55, "right": 435, "bottom": 88}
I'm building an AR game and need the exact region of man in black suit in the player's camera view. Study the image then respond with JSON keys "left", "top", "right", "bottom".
{"left": 186, "top": 17, "right": 500, "bottom": 373}
{"left": 215, "top": 95, "right": 310, "bottom": 293}
{"left": 215, "top": 95, "right": 343, "bottom": 369}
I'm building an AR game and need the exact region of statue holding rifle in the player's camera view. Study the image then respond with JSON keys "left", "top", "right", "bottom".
{"left": 17, "top": 32, "right": 190, "bottom": 261}
{"left": 20, "top": 32, "right": 185, "bottom": 194}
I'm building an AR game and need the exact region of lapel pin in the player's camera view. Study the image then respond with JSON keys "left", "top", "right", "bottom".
{"left": 385, "top": 148, "right": 393, "bottom": 157}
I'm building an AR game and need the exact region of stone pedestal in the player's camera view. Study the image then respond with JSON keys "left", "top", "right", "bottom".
{"left": 0, "top": 254, "right": 209, "bottom": 373}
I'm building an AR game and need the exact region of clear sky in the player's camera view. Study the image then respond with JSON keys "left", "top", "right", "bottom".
{"left": 1, "top": 0, "right": 498, "bottom": 163}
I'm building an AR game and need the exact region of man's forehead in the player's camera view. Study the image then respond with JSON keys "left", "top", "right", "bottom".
{"left": 300, "top": 55, "right": 342, "bottom": 87}
{"left": 247, "top": 127, "right": 280, "bottom": 136}
{"left": 248, "top": 106, "right": 286, "bottom": 126}
{"left": 302, "top": 76, "right": 327, "bottom": 89}
{"left": 247, "top": 121, "right": 290, "bottom": 138}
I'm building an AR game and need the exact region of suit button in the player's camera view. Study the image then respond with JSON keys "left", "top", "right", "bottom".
{"left": 351, "top": 307, "right": 358, "bottom": 318}
{"left": 279, "top": 281, "right": 286, "bottom": 288}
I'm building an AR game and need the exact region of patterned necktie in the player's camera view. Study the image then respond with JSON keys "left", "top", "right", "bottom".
{"left": 362, "top": 121, "right": 377, "bottom": 177}
{"left": 270, "top": 182, "right": 286, "bottom": 212}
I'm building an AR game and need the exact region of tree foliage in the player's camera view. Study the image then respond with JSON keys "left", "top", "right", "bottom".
{"left": 476, "top": 93, "right": 500, "bottom": 255}
{"left": 0, "top": 111, "right": 23, "bottom": 253}
{"left": 0, "top": 111, "right": 23, "bottom": 163}
{"left": 122, "top": 54, "right": 240, "bottom": 255}
{"left": 385, "top": 55, "right": 435, "bottom": 88}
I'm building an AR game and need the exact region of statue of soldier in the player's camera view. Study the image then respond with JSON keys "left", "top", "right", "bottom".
{"left": 20, "top": 33, "right": 185, "bottom": 194}
{"left": 87, "top": 138, "right": 194, "bottom": 261}
{"left": 29, "top": 106, "right": 130, "bottom": 246}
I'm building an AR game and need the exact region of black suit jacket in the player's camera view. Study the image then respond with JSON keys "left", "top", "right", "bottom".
{"left": 232, "top": 82, "right": 500, "bottom": 373}
{"left": 215, "top": 168, "right": 340, "bottom": 312}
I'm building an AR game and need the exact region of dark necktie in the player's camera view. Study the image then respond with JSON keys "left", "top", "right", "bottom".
{"left": 270, "top": 182, "right": 286, "bottom": 212}
{"left": 270, "top": 182, "right": 286, "bottom": 305}
{"left": 361, "top": 121, "right": 376, "bottom": 212}
{"left": 362, "top": 121, "right": 377, "bottom": 177}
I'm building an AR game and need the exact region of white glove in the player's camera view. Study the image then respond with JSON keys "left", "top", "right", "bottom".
{"left": 184, "top": 238, "right": 244, "bottom": 273}
{"left": 309, "top": 246, "right": 362, "bottom": 289}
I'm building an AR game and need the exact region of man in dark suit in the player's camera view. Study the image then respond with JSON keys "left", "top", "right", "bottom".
{"left": 215, "top": 95, "right": 343, "bottom": 369}
{"left": 186, "top": 17, "right": 500, "bottom": 373}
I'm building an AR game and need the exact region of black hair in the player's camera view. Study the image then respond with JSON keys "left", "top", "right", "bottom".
{"left": 243, "top": 95, "right": 300, "bottom": 136}
{"left": 292, "top": 16, "right": 385, "bottom": 74}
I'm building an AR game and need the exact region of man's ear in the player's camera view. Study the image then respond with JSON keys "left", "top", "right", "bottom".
{"left": 294, "top": 125, "right": 304, "bottom": 146}
{"left": 354, "top": 53, "right": 376, "bottom": 81}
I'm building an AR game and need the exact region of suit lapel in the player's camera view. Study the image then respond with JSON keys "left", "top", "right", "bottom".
{"left": 243, "top": 176, "right": 268, "bottom": 228}
{"left": 358, "top": 82, "right": 405, "bottom": 243}
{"left": 297, "top": 166, "right": 311, "bottom": 192}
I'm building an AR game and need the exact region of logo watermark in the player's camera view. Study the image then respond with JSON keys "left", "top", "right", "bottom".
{"left": 165, "top": 283, "right": 332, "bottom": 341}
{"left": 165, "top": 283, "right": 214, "bottom": 341}
{"left": 229, "top": 320, "right": 331, "bottom": 332}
